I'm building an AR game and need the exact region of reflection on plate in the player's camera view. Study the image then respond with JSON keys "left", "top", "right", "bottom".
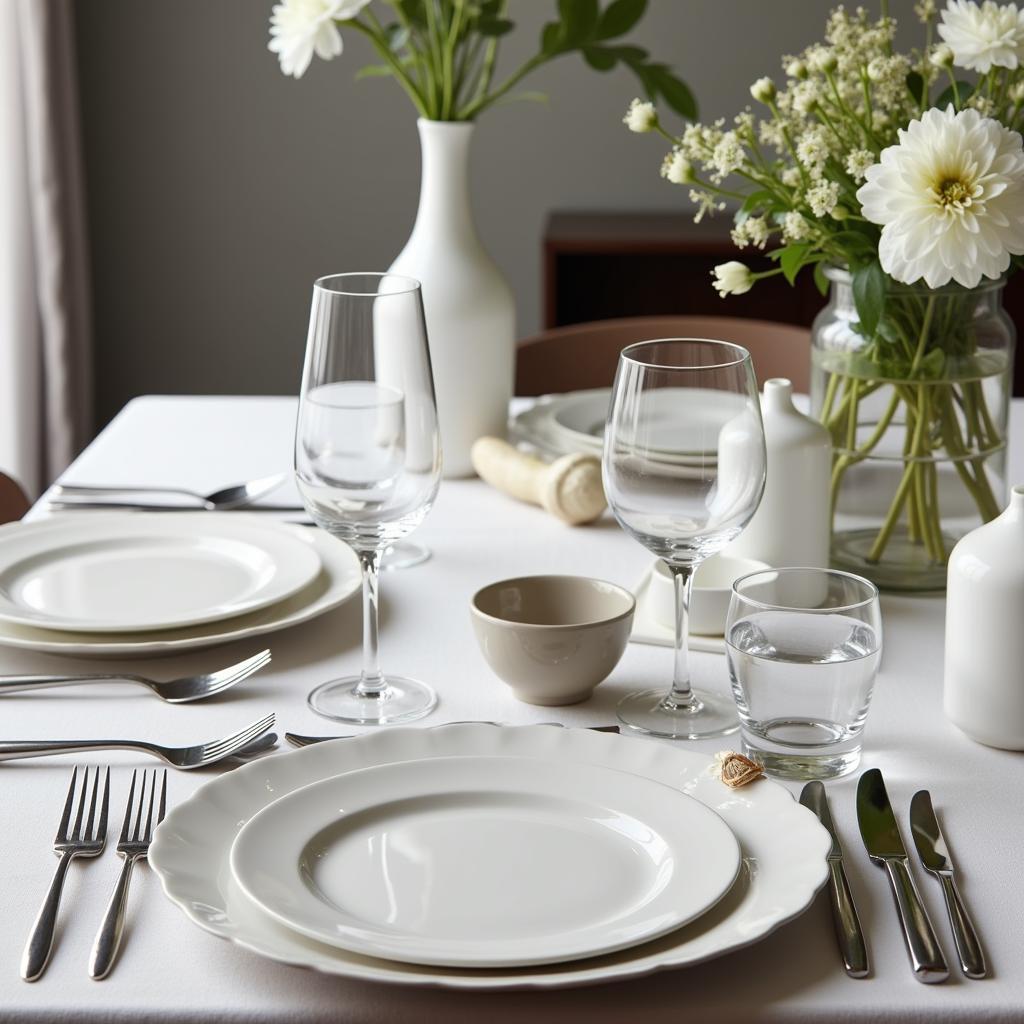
{"left": 230, "top": 756, "right": 740, "bottom": 968}
{"left": 151, "top": 724, "right": 830, "bottom": 990}
{"left": 0, "top": 515, "right": 321, "bottom": 633}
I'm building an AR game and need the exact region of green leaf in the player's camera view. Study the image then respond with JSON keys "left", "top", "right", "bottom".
{"left": 385, "top": 23, "right": 410, "bottom": 50}
{"left": 477, "top": 17, "right": 514, "bottom": 36}
{"left": 646, "top": 65, "right": 697, "bottom": 119}
{"left": 905, "top": 71, "right": 926, "bottom": 105}
{"left": 813, "top": 261, "right": 830, "bottom": 297}
{"left": 852, "top": 260, "right": 887, "bottom": 338}
{"left": 583, "top": 46, "right": 617, "bottom": 71}
{"left": 596, "top": 0, "right": 647, "bottom": 39}
{"left": 558, "top": 0, "right": 600, "bottom": 44}
{"left": 734, "top": 189, "right": 775, "bottom": 225}
{"left": 355, "top": 63, "right": 394, "bottom": 79}
{"left": 935, "top": 81, "right": 971, "bottom": 109}
{"left": 498, "top": 90, "right": 550, "bottom": 106}
{"left": 541, "top": 21, "right": 565, "bottom": 55}
{"left": 779, "top": 244, "right": 811, "bottom": 285}
{"left": 605, "top": 44, "right": 647, "bottom": 65}
{"left": 918, "top": 347, "right": 946, "bottom": 379}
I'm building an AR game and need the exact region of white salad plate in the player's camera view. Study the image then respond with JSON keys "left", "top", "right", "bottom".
{"left": 230, "top": 755, "right": 740, "bottom": 969}
{"left": 151, "top": 724, "right": 830, "bottom": 990}
{"left": 0, "top": 520, "right": 360, "bottom": 656}
{"left": 0, "top": 514, "right": 322, "bottom": 632}
{"left": 509, "top": 390, "right": 608, "bottom": 458}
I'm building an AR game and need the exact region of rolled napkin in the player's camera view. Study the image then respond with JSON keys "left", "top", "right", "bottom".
{"left": 470, "top": 437, "right": 606, "bottom": 525}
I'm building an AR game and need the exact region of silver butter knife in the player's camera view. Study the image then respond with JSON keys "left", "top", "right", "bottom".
{"left": 857, "top": 768, "right": 948, "bottom": 983}
{"left": 285, "top": 722, "right": 621, "bottom": 747}
{"left": 910, "top": 790, "right": 987, "bottom": 979}
{"left": 799, "top": 781, "right": 869, "bottom": 977}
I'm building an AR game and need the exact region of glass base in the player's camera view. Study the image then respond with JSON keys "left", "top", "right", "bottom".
{"left": 307, "top": 675, "right": 437, "bottom": 725}
{"left": 617, "top": 687, "right": 739, "bottom": 740}
{"left": 380, "top": 540, "right": 431, "bottom": 571}
{"left": 831, "top": 526, "right": 953, "bottom": 592}
{"left": 741, "top": 735, "right": 861, "bottom": 781}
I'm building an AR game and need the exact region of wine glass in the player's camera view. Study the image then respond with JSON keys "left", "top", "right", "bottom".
{"left": 295, "top": 273, "right": 442, "bottom": 724}
{"left": 603, "top": 339, "right": 766, "bottom": 739}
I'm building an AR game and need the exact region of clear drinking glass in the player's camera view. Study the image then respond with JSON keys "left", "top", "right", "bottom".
{"left": 726, "top": 567, "right": 882, "bottom": 779}
{"left": 295, "top": 273, "right": 442, "bottom": 724}
{"left": 603, "top": 339, "right": 766, "bottom": 739}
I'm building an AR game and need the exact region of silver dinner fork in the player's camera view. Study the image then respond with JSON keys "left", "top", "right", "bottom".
{"left": 0, "top": 713, "right": 275, "bottom": 768}
{"left": 0, "top": 649, "right": 272, "bottom": 703}
{"left": 50, "top": 473, "right": 288, "bottom": 511}
{"left": 89, "top": 769, "right": 167, "bottom": 979}
{"left": 22, "top": 767, "right": 110, "bottom": 981}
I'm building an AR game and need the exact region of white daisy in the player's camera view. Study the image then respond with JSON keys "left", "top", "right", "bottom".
{"left": 856, "top": 106, "right": 1024, "bottom": 288}
{"left": 937, "top": 0, "right": 1024, "bottom": 72}
{"left": 268, "top": 0, "right": 370, "bottom": 79}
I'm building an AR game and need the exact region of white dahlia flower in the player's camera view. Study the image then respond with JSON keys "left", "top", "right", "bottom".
{"left": 937, "top": 0, "right": 1024, "bottom": 72}
{"left": 268, "top": 0, "right": 370, "bottom": 79}
{"left": 857, "top": 106, "right": 1024, "bottom": 288}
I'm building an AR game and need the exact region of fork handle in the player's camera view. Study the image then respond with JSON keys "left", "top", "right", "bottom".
{"left": 21, "top": 852, "right": 74, "bottom": 981}
{"left": 0, "top": 740, "right": 157, "bottom": 762}
{"left": 0, "top": 675, "right": 135, "bottom": 694}
{"left": 89, "top": 856, "right": 139, "bottom": 980}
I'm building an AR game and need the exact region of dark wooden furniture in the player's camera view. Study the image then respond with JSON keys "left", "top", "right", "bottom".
{"left": 516, "top": 316, "right": 811, "bottom": 396}
{"left": 0, "top": 472, "right": 29, "bottom": 524}
{"left": 542, "top": 211, "right": 1024, "bottom": 396}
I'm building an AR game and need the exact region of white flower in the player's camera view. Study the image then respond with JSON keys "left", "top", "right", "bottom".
{"left": 689, "top": 189, "right": 725, "bottom": 222}
{"left": 846, "top": 148, "right": 875, "bottom": 181}
{"left": 712, "top": 261, "right": 754, "bottom": 297}
{"left": 930, "top": 42, "right": 956, "bottom": 66}
{"left": 624, "top": 98, "right": 658, "bottom": 133}
{"left": 807, "top": 180, "right": 841, "bottom": 217}
{"left": 712, "top": 131, "right": 745, "bottom": 177}
{"left": 1011, "top": 80, "right": 1024, "bottom": 102}
{"left": 937, "top": 0, "right": 1024, "bottom": 72}
{"left": 782, "top": 211, "right": 811, "bottom": 241}
{"left": 750, "top": 77, "right": 776, "bottom": 104}
{"left": 781, "top": 166, "right": 803, "bottom": 188}
{"left": 797, "top": 127, "right": 830, "bottom": 176}
{"left": 268, "top": 0, "right": 368, "bottom": 78}
{"left": 808, "top": 45, "right": 839, "bottom": 74}
{"left": 661, "top": 149, "right": 694, "bottom": 184}
{"left": 786, "top": 58, "right": 808, "bottom": 79}
{"left": 857, "top": 106, "right": 1024, "bottom": 287}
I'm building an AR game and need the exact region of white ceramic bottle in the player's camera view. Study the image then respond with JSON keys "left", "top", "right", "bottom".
{"left": 728, "top": 377, "right": 831, "bottom": 568}
{"left": 389, "top": 119, "right": 516, "bottom": 479}
{"left": 944, "top": 484, "right": 1024, "bottom": 750}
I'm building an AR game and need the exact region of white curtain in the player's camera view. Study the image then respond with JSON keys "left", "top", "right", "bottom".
{"left": 0, "top": 0, "right": 91, "bottom": 497}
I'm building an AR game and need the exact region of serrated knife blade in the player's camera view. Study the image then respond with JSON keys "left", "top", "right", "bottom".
{"left": 857, "top": 769, "right": 948, "bottom": 983}
{"left": 910, "top": 790, "right": 987, "bottom": 978}
{"left": 799, "top": 781, "right": 868, "bottom": 978}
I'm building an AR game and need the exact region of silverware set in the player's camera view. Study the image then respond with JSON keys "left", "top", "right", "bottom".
{"left": 801, "top": 767, "right": 986, "bottom": 983}
{"left": 23, "top": 767, "right": 167, "bottom": 981}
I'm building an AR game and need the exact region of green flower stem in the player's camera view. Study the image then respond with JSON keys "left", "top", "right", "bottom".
{"left": 350, "top": 18, "right": 430, "bottom": 117}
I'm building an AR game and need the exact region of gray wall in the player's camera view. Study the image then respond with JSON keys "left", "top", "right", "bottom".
{"left": 75, "top": 0, "right": 916, "bottom": 427}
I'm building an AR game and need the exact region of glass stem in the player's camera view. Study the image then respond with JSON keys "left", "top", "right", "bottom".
{"left": 667, "top": 563, "right": 698, "bottom": 710}
{"left": 356, "top": 548, "right": 385, "bottom": 698}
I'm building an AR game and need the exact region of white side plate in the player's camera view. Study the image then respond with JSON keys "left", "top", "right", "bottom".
{"left": 0, "top": 514, "right": 321, "bottom": 632}
{"left": 230, "top": 756, "right": 740, "bottom": 968}
{"left": 151, "top": 724, "right": 830, "bottom": 990}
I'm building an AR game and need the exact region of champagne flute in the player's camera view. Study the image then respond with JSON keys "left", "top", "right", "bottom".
{"left": 295, "top": 273, "right": 441, "bottom": 724}
{"left": 603, "top": 339, "right": 766, "bottom": 739}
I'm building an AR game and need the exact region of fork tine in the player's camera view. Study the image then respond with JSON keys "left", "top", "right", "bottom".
{"left": 131, "top": 770, "right": 148, "bottom": 841}
{"left": 96, "top": 767, "right": 111, "bottom": 841}
{"left": 156, "top": 770, "right": 168, "bottom": 826}
{"left": 56, "top": 767, "right": 78, "bottom": 841}
{"left": 201, "top": 714, "right": 275, "bottom": 761}
{"left": 205, "top": 651, "right": 272, "bottom": 691}
{"left": 142, "top": 770, "right": 157, "bottom": 841}
{"left": 85, "top": 765, "right": 100, "bottom": 838}
{"left": 119, "top": 770, "right": 138, "bottom": 844}
{"left": 71, "top": 767, "right": 90, "bottom": 840}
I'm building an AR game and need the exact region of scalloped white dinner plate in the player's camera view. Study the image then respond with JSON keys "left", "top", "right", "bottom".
{"left": 150, "top": 724, "right": 830, "bottom": 990}
{"left": 230, "top": 755, "right": 740, "bottom": 968}
{"left": 0, "top": 514, "right": 321, "bottom": 632}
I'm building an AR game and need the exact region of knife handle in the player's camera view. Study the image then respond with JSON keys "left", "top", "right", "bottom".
{"left": 827, "top": 860, "right": 869, "bottom": 978}
{"left": 882, "top": 859, "right": 949, "bottom": 983}
{"left": 938, "top": 874, "right": 987, "bottom": 979}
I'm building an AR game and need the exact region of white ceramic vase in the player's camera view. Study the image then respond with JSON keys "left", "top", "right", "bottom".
{"left": 944, "top": 484, "right": 1024, "bottom": 750}
{"left": 389, "top": 119, "right": 516, "bottom": 478}
{"left": 727, "top": 378, "right": 831, "bottom": 569}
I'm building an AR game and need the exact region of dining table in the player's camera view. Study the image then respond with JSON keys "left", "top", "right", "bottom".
{"left": 2, "top": 392, "right": 1023, "bottom": 1024}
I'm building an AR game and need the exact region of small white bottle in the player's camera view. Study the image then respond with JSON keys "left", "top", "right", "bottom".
{"left": 729, "top": 378, "right": 831, "bottom": 568}
{"left": 944, "top": 484, "right": 1024, "bottom": 750}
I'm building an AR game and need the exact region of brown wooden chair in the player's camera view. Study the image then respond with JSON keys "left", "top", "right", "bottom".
{"left": 0, "top": 472, "right": 30, "bottom": 524}
{"left": 516, "top": 316, "right": 811, "bottom": 396}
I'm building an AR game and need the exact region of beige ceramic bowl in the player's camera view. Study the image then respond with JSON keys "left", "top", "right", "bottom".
{"left": 470, "top": 575, "right": 635, "bottom": 706}
{"left": 649, "top": 553, "right": 772, "bottom": 636}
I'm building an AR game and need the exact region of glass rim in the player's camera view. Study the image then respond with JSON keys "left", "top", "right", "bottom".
{"left": 730, "top": 565, "right": 879, "bottom": 614}
{"left": 313, "top": 272, "right": 421, "bottom": 297}
{"left": 619, "top": 338, "right": 752, "bottom": 371}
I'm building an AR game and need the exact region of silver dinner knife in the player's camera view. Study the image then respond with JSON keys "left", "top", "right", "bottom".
{"left": 910, "top": 789, "right": 987, "bottom": 979}
{"left": 799, "top": 781, "right": 868, "bottom": 978}
{"left": 857, "top": 768, "right": 948, "bottom": 983}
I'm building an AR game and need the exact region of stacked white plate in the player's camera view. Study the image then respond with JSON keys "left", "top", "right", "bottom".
{"left": 0, "top": 513, "right": 361, "bottom": 656}
{"left": 150, "top": 723, "right": 831, "bottom": 989}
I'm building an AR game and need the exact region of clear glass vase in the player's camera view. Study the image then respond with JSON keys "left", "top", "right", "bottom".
{"left": 811, "top": 268, "right": 1014, "bottom": 592}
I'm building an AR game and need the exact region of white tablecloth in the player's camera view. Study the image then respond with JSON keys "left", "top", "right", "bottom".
{"left": 3, "top": 394, "right": 1023, "bottom": 1024}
